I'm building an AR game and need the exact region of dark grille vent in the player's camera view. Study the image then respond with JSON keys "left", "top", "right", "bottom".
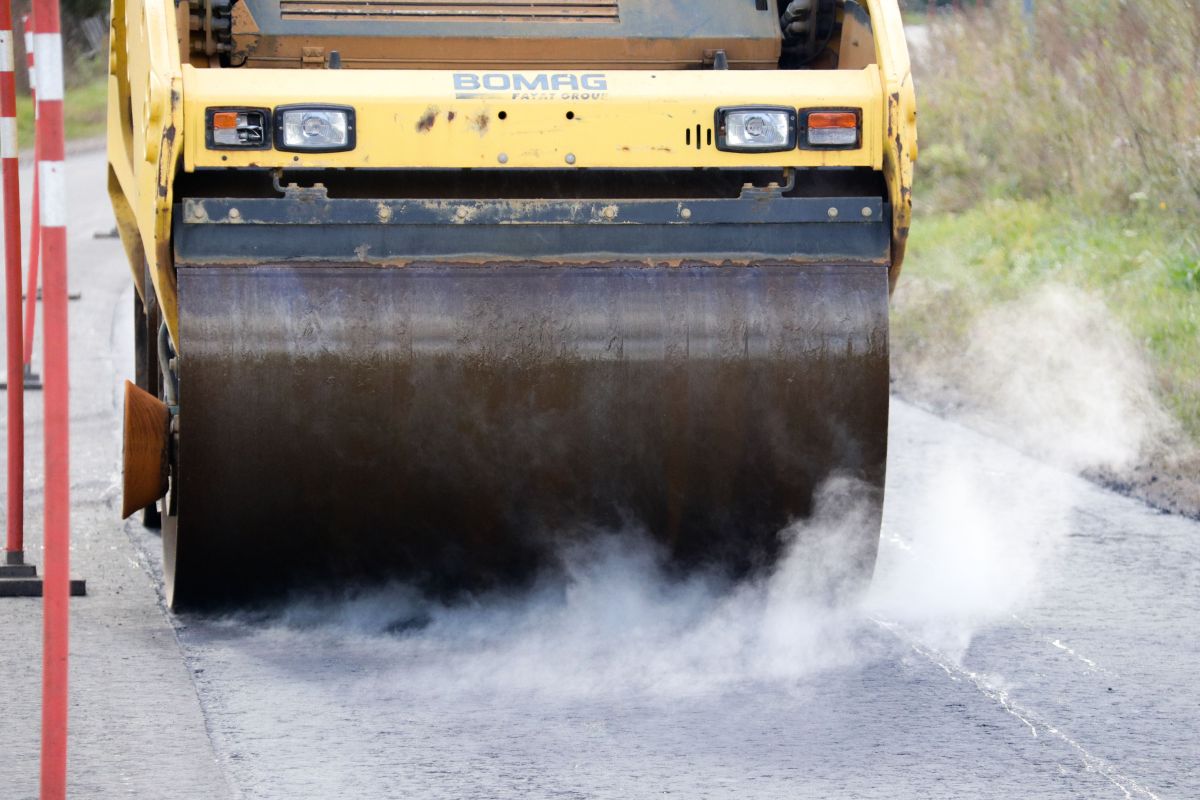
{"left": 684, "top": 124, "right": 714, "bottom": 150}
{"left": 279, "top": 0, "right": 621, "bottom": 23}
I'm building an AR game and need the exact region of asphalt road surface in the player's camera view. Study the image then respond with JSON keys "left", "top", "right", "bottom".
{"left": 1, "top": 148, "right": 1197, "bottom": 799}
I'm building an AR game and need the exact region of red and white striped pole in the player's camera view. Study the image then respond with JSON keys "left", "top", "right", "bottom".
{"left": 32, "top": 0, "right": 70, "bottom": 794}
{"left": 21, "top": 11, "right": 40, "bottom": 377}
{"left": 1, "top": 0, "right": 24, "bottom": 564}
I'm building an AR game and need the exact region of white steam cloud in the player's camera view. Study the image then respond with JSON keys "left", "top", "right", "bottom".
{"left": 898, "top": 283, "right": 1172, "bottom": 472}
{"left": 957, "top": 285, "right": 1169, "bottom": 471}
{"left": 870, "top": 282, "right": 1171, "bottom": 658}
{"left": 272, "top": 479, "right": 879, "bottom": 699}
{"left": 232, "top": 283, "right": 1168, "bottom": 688}
{"left": 866, "top": 424, "right": 1074, "bottom": 660}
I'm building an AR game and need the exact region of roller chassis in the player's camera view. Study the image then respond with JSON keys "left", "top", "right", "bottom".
{"left": 109, "top": 0, "right": 917, "bottom": 608}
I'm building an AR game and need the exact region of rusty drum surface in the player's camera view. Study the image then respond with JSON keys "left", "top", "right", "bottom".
{"left": 170, "top": 261, "right": 888, "bottom": 608}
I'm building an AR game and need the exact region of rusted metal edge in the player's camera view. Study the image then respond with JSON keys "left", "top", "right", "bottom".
{"left": 174, "top": 195, "right": 891, "bottom": 266}
{"left": 180, "top": 195, "right": 885, "bottom": 226}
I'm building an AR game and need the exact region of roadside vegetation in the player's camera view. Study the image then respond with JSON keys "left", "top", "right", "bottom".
{"left": 897, "top": 1, "right": 1200, "bottom": 446}
{"left": 13, "top": 6, "right": 109, "bottom": 147}
{"left": 15, "top": 72, "right": 108, "bottom": 146}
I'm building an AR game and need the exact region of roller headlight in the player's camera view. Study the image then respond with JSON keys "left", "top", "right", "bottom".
{"left": 274, "top": 105, "right": 356, "bottom": 152}
{"left": 715, "top": 106, "right": 797, "bottom": 153}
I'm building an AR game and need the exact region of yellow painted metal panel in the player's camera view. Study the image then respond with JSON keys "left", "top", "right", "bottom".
{"left": 111, "top": 0, "right": 915, "bottom": 349}
{"left": 864, "top": 0, "right": 917, "bottom": 287}
{"left": 182, "top": 67, "right": 884, "bottom": 171}
{"left": 107, "top": 0, "right": 185, "bottom": 345}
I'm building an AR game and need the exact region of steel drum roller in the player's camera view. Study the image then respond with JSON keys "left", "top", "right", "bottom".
{"left": 166, "top": 262, "right": 889, "bottom": 608}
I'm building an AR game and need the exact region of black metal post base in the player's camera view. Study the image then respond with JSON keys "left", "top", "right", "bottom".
{"left": 0, "top": 364, "right": 43, "bottom": 391}
{"left": 0, "top": 554, "right": 86, "bottom": 597}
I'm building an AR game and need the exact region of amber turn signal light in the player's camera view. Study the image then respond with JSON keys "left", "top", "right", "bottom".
{"left": 799, "top": 108, "right": 861, "bottom": 149}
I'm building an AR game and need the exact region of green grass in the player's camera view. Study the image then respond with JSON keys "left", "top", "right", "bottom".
{"left": 894, "top": 200, "right": 1200, "bottom": 439}
{"left": 15, "top": 74, "right": 108, "bottom": 146}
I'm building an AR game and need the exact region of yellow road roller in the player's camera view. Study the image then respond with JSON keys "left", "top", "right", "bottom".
{"left": 109, "top": 0, "right": 916, "bottom": 609}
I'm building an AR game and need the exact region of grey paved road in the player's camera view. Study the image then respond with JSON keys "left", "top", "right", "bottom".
{"left": 1, "top": 148, "right": 233, "bottom": 799}
{"left": 2, "top": 149, "right": 1197, "bottom": 799}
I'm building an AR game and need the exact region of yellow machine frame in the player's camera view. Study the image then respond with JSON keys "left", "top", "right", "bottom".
{"left": 182, "top": 68, "right": 886, "bottom": 171}
{"left": 108, "top": 0, "right": 917, "bottom": 347}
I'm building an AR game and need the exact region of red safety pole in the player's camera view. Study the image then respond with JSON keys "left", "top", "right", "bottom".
{"left": 1, "top": 0, "right": 24, "bottom": 564}
{"left": 21, "top": 11, "right": 39, "bottom": 376}
{"left": 33, "top": 0, "right": 69, "bottom": 794}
